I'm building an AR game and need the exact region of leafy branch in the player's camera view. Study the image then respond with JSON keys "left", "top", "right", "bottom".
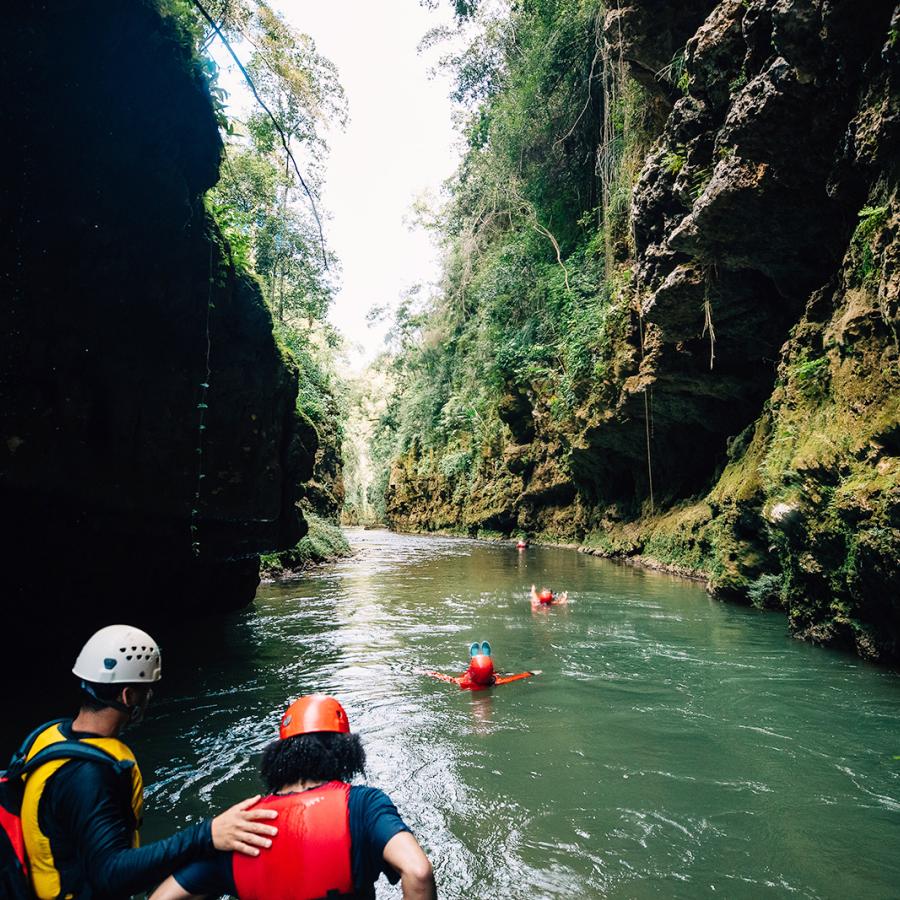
{"left": 189, "top": 0, "right": 329, "bottom": 269}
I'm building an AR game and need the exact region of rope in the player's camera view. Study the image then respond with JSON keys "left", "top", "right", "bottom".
{"left": 606, "top": 0, "right": 655, "bottom": 510}
{"left": 636, "top": 295, "right": 655, "bottom": 512}
{"left": 189, "top": 0, "right": 329, "bottom": 271}
{"left": 190, "top": 240, "right": 214, "bottom": 557}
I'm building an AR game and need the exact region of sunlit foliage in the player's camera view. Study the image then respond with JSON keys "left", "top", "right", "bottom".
{"left": 373, "top": 0, "right": 632, "bottom": 493}
{"left": 160, "top": 0, "right": 348, "bottom": 503}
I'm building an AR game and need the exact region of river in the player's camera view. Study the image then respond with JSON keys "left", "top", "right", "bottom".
{"left": 114, "top": 530, "right": 898, "bottom": 896}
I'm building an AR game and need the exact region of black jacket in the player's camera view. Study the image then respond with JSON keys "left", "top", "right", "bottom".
{"left": 36, "top": 723, "right": 213, "bottom": 899}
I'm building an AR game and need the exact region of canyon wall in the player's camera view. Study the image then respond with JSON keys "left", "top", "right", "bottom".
{"left": 0, "top": 0, "right": 314, "bottom": 665}
{"left": 385, "top": 0, "right": 899, "bottom": 661}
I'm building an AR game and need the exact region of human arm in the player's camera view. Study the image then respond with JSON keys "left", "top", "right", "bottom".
{"left": 425, "top": 671, "right": 462, "bottom": 685}
{"left": 530, "top": 584, "right": 539, "bottom": 601}
{"left": 557, "top": 591, "right": 569, "bottom": 605}
{"left": 383, "top": 831, "right": 436, "bottom": 900}
{"left": 52, "top": 765, "right": 273, "bottom": 897}
{"left": 493, "top": 670, "right": 539, "bottom": 685}
{"left": 149, "top": 849, "right": 235, "bottom": 900}
{"left": 147, "top": 875, "right": 199, "bottom": 900}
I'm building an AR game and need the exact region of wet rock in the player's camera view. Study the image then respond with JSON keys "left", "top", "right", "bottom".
{"left": 498, "top": 389, "right": 536, "bottom": 444}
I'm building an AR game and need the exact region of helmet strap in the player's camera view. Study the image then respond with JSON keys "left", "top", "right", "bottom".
{"left": 80, "top": 680, "right": 132, "bottom": 714}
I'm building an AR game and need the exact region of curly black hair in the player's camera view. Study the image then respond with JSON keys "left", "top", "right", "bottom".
{"left": 260, "top": 732, "right": 366, "bottom": 793}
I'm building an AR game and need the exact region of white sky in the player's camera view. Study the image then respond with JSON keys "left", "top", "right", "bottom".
{"left": 213, "top": 1, "right": 461, "bottom": 370}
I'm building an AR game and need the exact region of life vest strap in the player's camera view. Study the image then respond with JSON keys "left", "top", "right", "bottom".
{"left": 19, "top": 721, "right": 143, "bottom": 900}
{"left": 11, "top": 742, "right": 133, "bottom": 781}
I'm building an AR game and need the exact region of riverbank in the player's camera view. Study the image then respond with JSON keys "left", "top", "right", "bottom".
{"left": 260, "top": 513, "right": 351, "bottom": 579}
{"left": 387, "top": 523, "right": 711, "bottom": 583}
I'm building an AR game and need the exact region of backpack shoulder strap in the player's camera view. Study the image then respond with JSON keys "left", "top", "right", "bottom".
{"left": 11, "top": 741, "right": 134, "bottom": 780}
{"left": 6, "top": 719, "right": 68, "bottom": 772}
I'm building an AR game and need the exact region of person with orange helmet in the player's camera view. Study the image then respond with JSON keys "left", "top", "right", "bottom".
{"left": 426, "top": 641, "right": 538, "bottom": 691}
{"left": 530, "top": 584, "right": 569, "bottom": 608}
{"left": 148, "top": 694, "right": 436, "bottom": 900}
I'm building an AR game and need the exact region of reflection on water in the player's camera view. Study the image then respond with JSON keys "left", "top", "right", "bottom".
{"left": 104, "top": 531, "right": 900, "bottom": 897}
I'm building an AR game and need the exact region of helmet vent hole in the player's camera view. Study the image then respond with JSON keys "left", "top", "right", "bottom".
{"left": 119, "top": 647, "right": 126, "bottom": 652}
{"left": 126, "top": 655, "right": 132, "bottom": 660}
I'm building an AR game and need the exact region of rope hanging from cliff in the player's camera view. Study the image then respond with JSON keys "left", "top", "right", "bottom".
{"left": 637, "top": 302, "right": 656, "bottom": 513}
{"left": 190, "top": 240, "right": 215, "bottom": 558}
{"left": 189, "top": 0, "right": 329, "bottom": 271}
{"left": 607, "top": 0, "right": 655, "bottom": 512}
{"left": 630, "top": 185, "right": 656, "bottom": 513}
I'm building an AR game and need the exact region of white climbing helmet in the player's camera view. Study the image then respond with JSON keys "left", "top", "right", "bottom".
{"left": 72, "top": 625, "right": 162, "bottom": 684}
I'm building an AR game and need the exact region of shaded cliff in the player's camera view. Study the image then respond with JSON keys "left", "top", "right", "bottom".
{"left": 0, "top": 0, "right": 313, "bottom": 661}
{"left": 382, "top": 0, "right": 899, "bottom": 661}
{"left": 261, "top": 329, "right": 349, "bottom": 577}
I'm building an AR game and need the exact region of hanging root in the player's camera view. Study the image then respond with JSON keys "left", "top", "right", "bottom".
{"left": 702, "top": 298, "right": 716, "bottom": 370}
{"left": 643, "top": 384, "right": 655, "bottom": 512}
{"left": 702, "top": 265, "right": 717, "bottom": 370}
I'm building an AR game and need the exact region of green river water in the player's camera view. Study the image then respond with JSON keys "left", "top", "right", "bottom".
{"left": 133, "top": 529, "right": 897, "bottom": 897}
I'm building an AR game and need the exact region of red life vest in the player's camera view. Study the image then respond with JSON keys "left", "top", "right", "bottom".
{"left": 232, "top": 782, "right": 354, "bottom": 900}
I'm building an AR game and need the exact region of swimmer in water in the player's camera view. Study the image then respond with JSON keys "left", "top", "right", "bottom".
{"left": 426, "top": 641, "right": 538, "bottom": 691}
{"left": 530, "top": 584, "right": 569, "bottom": 607}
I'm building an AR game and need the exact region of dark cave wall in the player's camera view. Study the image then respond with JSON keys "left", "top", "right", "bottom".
{"left": 0, "top": 1, "right": 314, "bottom": 661}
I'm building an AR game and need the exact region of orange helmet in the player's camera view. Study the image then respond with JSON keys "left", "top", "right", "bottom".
{"left": 279, "top": 694, "right": 350, "bottom": 740}
{"left": 467, "top": 654, "right": 495, "bottom": 686}
{"left": 539, "top": 588, "right": 554, "bottom": 603}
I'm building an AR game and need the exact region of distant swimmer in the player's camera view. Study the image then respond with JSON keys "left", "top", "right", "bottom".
{"left": 516, "top": 538, "right": 528, "bottom": 549}
{"left": 530, "top": 584, "right": 569, "bottom": 608}
{"left": 426, "top": 641, "right": 538, "bottom": 691}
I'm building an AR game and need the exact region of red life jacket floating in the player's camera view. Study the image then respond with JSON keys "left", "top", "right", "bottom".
{"left": 232, "top": 782, "right": 353, "bottom": 900}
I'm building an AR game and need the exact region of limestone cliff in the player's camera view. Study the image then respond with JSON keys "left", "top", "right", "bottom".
{"left": 385, "top": 0, "right": 899, "bottom": 661}
{"left": 0, "top": 0, "right": 314, "bottom": 659}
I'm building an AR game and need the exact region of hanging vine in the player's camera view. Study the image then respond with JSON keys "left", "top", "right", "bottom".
{"left": 190, "top": 239, "right": 215, "bottom": 558}
{"left": 702, "top": 262, "right": 718, "bottom": 370}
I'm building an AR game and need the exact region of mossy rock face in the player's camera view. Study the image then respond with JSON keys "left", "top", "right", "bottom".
{"left": 380, "top": 0, "right": 900, "bottom": 663}
{"left": 260, "top": 514, "right": 351, "bottom": 577}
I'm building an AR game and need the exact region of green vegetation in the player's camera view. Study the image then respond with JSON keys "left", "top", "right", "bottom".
{"left": 658, "top": 49, "right": 689, "bottom": 94}
{"left": 162, "top": 0, "right": 350, "bottom": 562}
{"left": 371, "top": 1, "right": 650, "bottom": 512}
{"left": 260, "top": 512, "right": 350, "bottom": 576}
{"left": 664, "top": 148, "right": 686, "bottom": 175}
{"left": 850, "top": 203, "right": 888, "bottom": 286}
{"left": 788, "top": 352, "right": 830, "bottom": 399}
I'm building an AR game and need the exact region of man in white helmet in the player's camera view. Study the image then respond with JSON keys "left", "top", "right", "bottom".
{"left": 14, "top": 625, "right": 279, "bottom": 900}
